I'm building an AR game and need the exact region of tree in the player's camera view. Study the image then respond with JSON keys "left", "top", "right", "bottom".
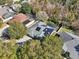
{"left": 66, "top": 11, "right": 76, "bottom": 22}
{"left": 48, "top": 16, "right": 60, "bottom": 25}
{"left": 0, "top": 35, "right": 63, "bottom": 59}
{"left": 20, "top": 35, "right": 63, "bottom": 59}
{"left": 71, "top": 20, "right": 79, "bottom": 30}
{"left": 42, "top": 35, "right": 63, "bottom": 59}
{"left": 0, "top": 0, "right": 13, "bottom": 5}
{"left": 8, "top": 22, "right": 27, "bottom": 39}
{"left": 36, "top": 11, "right": 49, "bottom": 22}
{"left": 20, "top": 3, "right": 32, "bottom": 14}
{"left": 0, "top": 40, "right": 18, "bottom": 59}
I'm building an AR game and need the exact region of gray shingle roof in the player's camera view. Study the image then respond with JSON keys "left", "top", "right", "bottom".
{"left": 59, "top": 32, "right": 79, "bottom": 59}
{"left": 0, "top": 6, "right": 14, "bottom": 16}
{"left": 0, "top": 6, "right": 9, "bottom": 16}
{"left": 64, "top": 39, "right": 79, "bottom": 59}
{"left": 58, "top": 32, "right": 74, "bottom": 42}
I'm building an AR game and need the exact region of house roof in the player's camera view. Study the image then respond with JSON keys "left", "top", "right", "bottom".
{"left": 59, "top": 32, "right": 79, "bottom": 59}
{"left": 63, "top": 39, "right": 79, "bottom": 59}
{"left": 58, "top": 32, "right": 79, "bottom": 42}
{"left": 58, "top": 32, "right": 74, "bottom": 42}
{"left": 27, "top": 21, "right": 55, "bottom": 39}
{"left": 0, "top": 6, "right": 9, "bottom": 16}
{"left": 0, "top": 6, "right": 14, "bottom": 16}
{"left": 2, "top": 12, "right": 15, "bottom": 19}
{"left": 12, "top": 13, "right": 29, "bottom": 22}
{"left": 10, "top": 4, "right": 21, "bottom": 12}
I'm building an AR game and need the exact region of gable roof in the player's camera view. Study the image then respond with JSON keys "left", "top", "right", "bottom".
{"left": 12, "top": 13, "right": 29, "bottom": 22}
{"left": 59, "top": 32, "right": 79, "bottom": 59}
{"left": 3, "top": 12, "right": 15, "bottom": 19}
{"left": 0, "top": 6, "right": 9, "bottom": 16}
{"left": 0, "top": 6, "right": 14, "bottom": 16}
{"left": 64, "top": 39, "right": 79, "bottom": 59}
{"left": 58, "top": 32, "right": 79, "bottom": 42}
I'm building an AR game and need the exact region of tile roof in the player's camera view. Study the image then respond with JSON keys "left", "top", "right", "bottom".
{"left": 12, "top": 13, "right": 29, "bottom": 22}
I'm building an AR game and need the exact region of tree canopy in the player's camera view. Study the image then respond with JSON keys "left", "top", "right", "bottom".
{"left": 8, "top": 22, "right": 27, "bottom": 39}
{"left": 0, "top": 40, "right": 18, "bottom": 59}
{"left": 0, "top": 35, "right": 63, "bottom": 59}
{"left": 19, "top": 35, "right": 63, "bottom": 59}
{"left": 20, "top": 3, "right": 32, "bottom": 14}
{"left": 0, "top": 0, "right": 13, "bottom": 5}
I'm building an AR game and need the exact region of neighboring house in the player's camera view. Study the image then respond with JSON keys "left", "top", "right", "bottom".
{"left": 2, "top": 12, "right": 15, "bottom": 22}
{"left": 10, "top": 4, "right": 21, "bottom": 12}
{"left": 58, "top": 32, "right": 79, "bottom": 59}
{"left": 27, "top": 21, "right": 56, "bottom": 39}
{"left": 0, "top": 6, "right": 9, "bottom": 16}
{"left": 9, "top": 13, "right": 35, "bottom": 28}
{"left": 0, "top": 6, "right": 15, "bottom": 22}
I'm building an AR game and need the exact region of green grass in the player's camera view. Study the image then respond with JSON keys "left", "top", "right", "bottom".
{"left": 58, "top": 27, "right": 72, "bottom": 33}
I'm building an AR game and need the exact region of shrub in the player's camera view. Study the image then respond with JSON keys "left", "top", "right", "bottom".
{"left": 48, "top": 16, "right": 59, "bottom": 25}
{"left": 20, "top": 3, "right": 32, "bottom": 14}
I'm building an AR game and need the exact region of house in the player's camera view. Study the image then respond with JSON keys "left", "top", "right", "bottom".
{"left": 58, "top": 32, "right": 79, "bottom": 59}
{"left": 9, "top": 13, "right": 35, "bottom": 28}
{"left": 27, "top": 21, "right": 56, "bottom": 39}
{"left": 0, "top": 6, "right": 15, "bottom": 22}
{"left": 0, "top": 6, "right": 9, "bottom": 16}
{"left": 10, "top": 4, "right": 21, "bottom": 12}
{"left": 63, "top": 39, "right": 79, "bottom": 59}
{"left": 2, "top": 12, "right": 15, "bottom": 22}
{"left": 12, "top": 13, "right": 29, "bottom": 22}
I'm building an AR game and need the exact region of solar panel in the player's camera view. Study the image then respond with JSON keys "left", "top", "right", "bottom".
{"left": 43, "top": 28, "right": 53, "bottom": 36}
{"left": 36, "top": 27, "right": 41, "bottom": 31}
